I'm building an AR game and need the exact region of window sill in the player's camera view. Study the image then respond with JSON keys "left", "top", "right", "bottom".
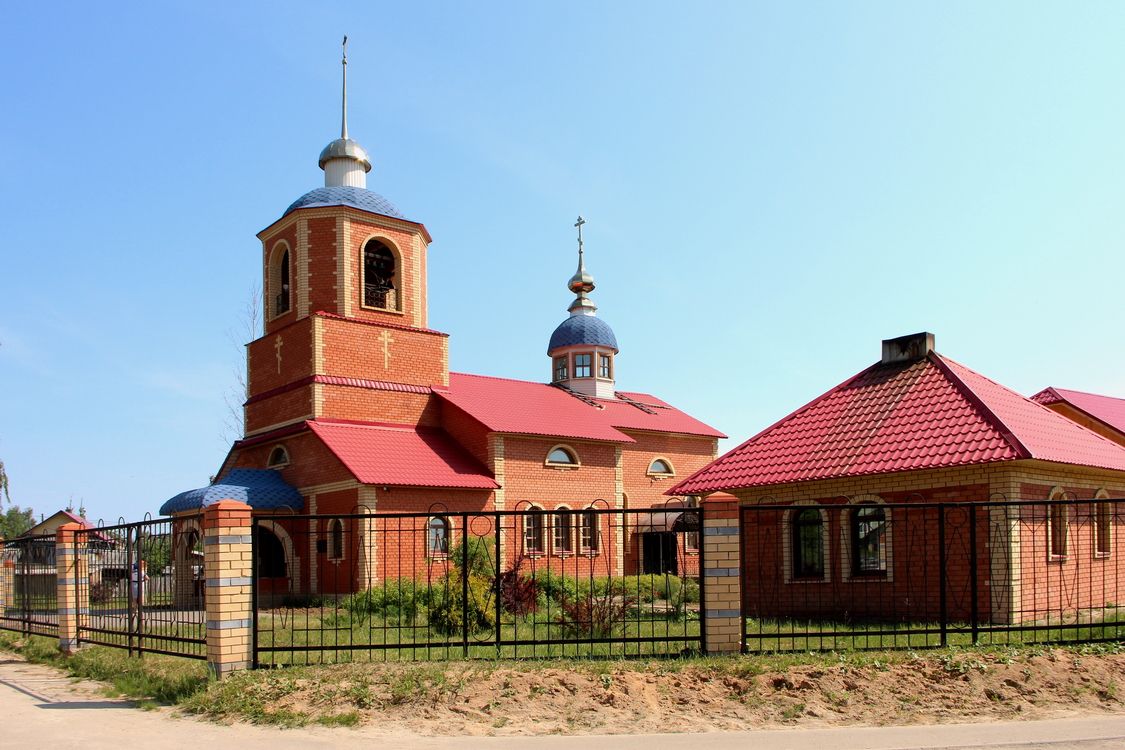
{"left": 1095, "top": 552, "right": 1112, "bottom": 560}
{"left": 267, "top": 309, "right": 293, "bottom": 324}
{"left": 647, "top": 474, "right": 675, "bottom": 481}
{"left": 1048, "top": 555, "right": 1069, "bottom": 563}
{"left": 359, "top": 306, "right": 406, "bottom": 317}
{"left": 545, "top": 464, "right": 579, "bottom": 470}
{"left": 787, "top": 576, "right": 830, "bottom": 584}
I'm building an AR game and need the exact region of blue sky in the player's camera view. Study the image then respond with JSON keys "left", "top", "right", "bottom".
{"left": 2, "top": 2, "right": 1124, "bottom": 523}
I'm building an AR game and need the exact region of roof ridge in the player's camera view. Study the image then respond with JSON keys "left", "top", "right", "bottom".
{"left": 1052, "top": 386, "right": 1125, "bottom": 402}
{"left": 670, "top": 360, "right": 884, "bottom": 495}
{"left": 450, "top": 371, "right": 543, "bottom": 386}
{"left": 931, "top": 353, "right": 1033, "bottom": 459}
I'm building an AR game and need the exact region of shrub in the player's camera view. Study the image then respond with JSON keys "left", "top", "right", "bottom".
{"left": 537, "top": 571, "right": 580, "bottom": 605}
{"left": 428, "top": 573, "right": 495, "bottom": 636}
{"left": 498, "top": 570, "right": 540, "bottom": 616}
{"left": 449, "top": 535, "right": 497, "bottom": 579}
{"left": 342, "top": 578, "right": 429, "bottom": 622}
{"left": 555, "top": 590, "right": 634, "bottom": 639}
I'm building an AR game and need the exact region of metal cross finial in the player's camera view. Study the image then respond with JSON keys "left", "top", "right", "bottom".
{"left": 574, "top": 215, "right": 586, "bottom": 266}
{"left": 341, "top": 35, "right": 349, "bottom": 140}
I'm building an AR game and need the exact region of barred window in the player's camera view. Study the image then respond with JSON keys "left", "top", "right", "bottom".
{"left": 363, "top": 239, "right": 396, "bottom": 309}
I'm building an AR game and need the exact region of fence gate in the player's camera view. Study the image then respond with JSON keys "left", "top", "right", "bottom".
{"left": 252, "top": 507, "right": 705, "bottom": 666}
{"left": 76, "top": 516, "right": 206, "bottom": 659}
{"left": 0, "top": 533, "right": 59, "bottom": 637}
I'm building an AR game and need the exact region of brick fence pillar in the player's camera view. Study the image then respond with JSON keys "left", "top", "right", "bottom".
{"left": 56, "top": 522, "right": 88, "bottom": 654}
{"left": 0, "top": 549, "right": 14, "bottom": 615}
{"left": 204, "top": 500, "right": 253, "bottom": 678}
{"left": 702, "top": 493, "right": 742, "bottom": 654}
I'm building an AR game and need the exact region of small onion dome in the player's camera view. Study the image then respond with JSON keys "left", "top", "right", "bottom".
{"left": 318, "top": 137, "right": 372, "bottom": 172}
{"left": 548, "top": 315, "right": 619, "bottom": 354}
{"left": 284, "top": 186, "right": 404, "bottom": 219}
{"left": 568, "top": 267, "right": 595, "bottom": 294}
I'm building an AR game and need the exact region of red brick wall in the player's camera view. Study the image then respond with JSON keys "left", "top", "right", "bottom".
{"left": 245, "top": 388, "right": 312, "bottom": 435}
{"left": 439, "top": 402, "right": 491, "bottom": 466}
{"left": 319, "top": 315, "right": 446, "bottom": 387}
{"left": 344, "top": 218, "right": 428, "bottom": 328}
{"left": 248, "top": 319, "right": 313, "bottom": 396}
{"left": 306, "top": 217, "right": 339, "bottom": 314}
{"left": 318, "top": 385, "right": 440, "bottom": 426}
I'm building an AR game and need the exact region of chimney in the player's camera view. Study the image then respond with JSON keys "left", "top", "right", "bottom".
{"left": 881, "top": 332, "right": 935, "bottom": 365}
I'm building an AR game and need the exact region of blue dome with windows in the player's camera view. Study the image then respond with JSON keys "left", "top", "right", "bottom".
{"left": 283, "top": 186, "right": 405, "bottom": 220}
{"left": 548, "top": 314, "right": 619, "bottom": 354}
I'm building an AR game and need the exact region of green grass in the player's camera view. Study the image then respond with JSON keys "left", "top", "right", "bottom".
{"left": 742, "top": 608, "right": 1125, "bottom": 653}
{"left": 0, "top": 631, "right": 208, "bottom": 704}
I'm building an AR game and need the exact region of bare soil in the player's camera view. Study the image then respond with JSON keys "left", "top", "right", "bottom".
{"left": 198, "top": 649, "right": 1125, "bottom": 735}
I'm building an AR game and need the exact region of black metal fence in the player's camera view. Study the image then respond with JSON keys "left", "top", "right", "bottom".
{"left": 252, "top": 507, "right": 704, "bottom": 665}
{"left": 76, "top": 516, "right": 206, "bottom": 659}
{"left": 740, "top": 498, "right": 1125, "bottom": 652}
{"left": 0, "top": 534, "right": 59, "bottom": 637}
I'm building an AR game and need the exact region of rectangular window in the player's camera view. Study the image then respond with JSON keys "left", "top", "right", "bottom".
{"left": 553, "top": 356, "right": 568, "bottom": 382}
{"left": 574, "top": 353, "right": 592, "bottom": 378}
{"left": 598, "top": 353, "right": 612, "bottom": 379}
{"left": 1096, "top": 501, "right": 1112, "bottom": 556}
{"left": 684, "top": 530, "right": 700, "bottom": 552}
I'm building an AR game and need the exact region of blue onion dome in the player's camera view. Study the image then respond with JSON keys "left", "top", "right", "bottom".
{"left": 284, "top": 186, "right": 405, "bottom": 219}
{"left": 548, "top": 314, "right": 619, "bottom": 354}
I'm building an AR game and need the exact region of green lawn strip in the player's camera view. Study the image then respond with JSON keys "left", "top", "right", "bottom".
{"left": 0, "top": 631, "right": 207, "bottom": 705}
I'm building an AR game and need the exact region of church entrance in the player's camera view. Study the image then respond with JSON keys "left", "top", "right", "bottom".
{"left": 255, "top": 526, "right": 288, "bottom": 598}
{"left": 641, "top": 532, "right": 678, "bottom": 575}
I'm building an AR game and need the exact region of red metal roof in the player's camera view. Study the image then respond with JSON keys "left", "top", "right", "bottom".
{"left": 1031, "top": 386, "right": 1125, "bottom": 437}
{"left": 435, "top": 373, "right": 725, "bottom": 442}
{"left": 308, "top": 420, "right": 499, "bottom": 489}
{"left": 672, "top": 352, "right": 1125, "bottom": 495}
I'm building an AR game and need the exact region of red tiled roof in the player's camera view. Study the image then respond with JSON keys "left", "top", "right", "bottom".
{"left": 672, "top": 353, "right": 1125, "bottom": 495}
{"left": 308, "top": 420, "right": 499, "bottom": 489}
{"left": 435, "top": 373, "right": 725, "bottom": 442}
{"left": 1031, "top": 387, "right": 1125, "bottom": 437}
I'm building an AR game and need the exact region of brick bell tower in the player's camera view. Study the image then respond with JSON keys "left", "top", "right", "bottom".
{"left": 244, "top": 40, "right": 448, "bottom": 437}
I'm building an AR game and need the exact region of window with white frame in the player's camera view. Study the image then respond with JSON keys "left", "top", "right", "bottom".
{"left": 546, "top": 445, "right": 579, "bottom": 467}
{"left": 1095, "top": 490, "right": 1112, "bottom": 557}
{"left": 524, "top": 508, "right": 546, "bottom": 554}
{"left": 267, "top": 446, "right": 290, "bottom": 468}
{"left": 553, "top": 508, "right": 574, "bottom": 555}
{"left": 850, "top": 503, "right": 887, "bottom": 576}
{"left": 553, "top": 356, "right": 569, "bottom": 382}
{"left": 579, "top": 510, "right": 599, "bottom": 554}
{"left": 598, "top": 353, "right": 612, "bottom": 379}
{"left": 791, "top": 508, "right": 824, "bottom": 578}
{"left": 428, "top": 516, "right": 450, "bottom": 556}
{"left": 1048, "top": 490, "right": 1069, "bottom": 559}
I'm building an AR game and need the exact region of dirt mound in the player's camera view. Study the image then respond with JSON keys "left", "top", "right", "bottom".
{"left": 194, "top": 648, "right": 1125, "bottom": 734}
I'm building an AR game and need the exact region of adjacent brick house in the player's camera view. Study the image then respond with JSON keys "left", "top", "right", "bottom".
{"left": 1032, "top": 387, "right": 1125, "bottom": 449}
{"left": 160, "top": 66, "right": 722, "bottom": 597}
{"left": 672, "top": 332, "right": 1125, "bottom": 625}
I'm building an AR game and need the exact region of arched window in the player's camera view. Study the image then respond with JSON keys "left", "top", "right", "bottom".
{"left": 267, "top": 446, "right": 290, "bottom": 468}
{"left": 1048, "top": 488, "right": 1069, "bottom": 559}
{"left": 271, "top": 244, "right": 291, "bottom": 317}
{"left": 579, "top": 510, "right": 599, "bottom": 554}
{"left": 524, "top": 507, "right": 546, "bottom": 554}
{"left": 255, "top": 526, "right": 287, "bottom": 578}
{"left": 327, "top": 518, "right": 345, "bottom": 560}
{"left": 850, "top": 504, "right": 887, "bottom": 576}
{"left": 546, "top": 446, "right": 578, "bottom": 467}
{"left": 647, "top": 458, "right": 674, "bottom": 477}
{"left": 362, "top": 239, "right": 397, "bottom": 310}
{"left": 1095, "top": 489, "right": 1112, "bottom": 558}
{"left": 792, "top": 508, "right": 824, "bottom": 578}
{"left": 553, "top": 508, "right": 573, "bottom": 555}
{"left": 427, "top": 516, "right": 450, "bottom": 556}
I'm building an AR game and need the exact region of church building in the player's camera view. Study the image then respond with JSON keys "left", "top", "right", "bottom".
{"left": 160, "top": 49, "right": 723, "bottom": 598}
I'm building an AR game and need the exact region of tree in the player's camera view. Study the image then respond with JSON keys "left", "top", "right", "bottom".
{"left": 222, "top": 283, "right": 262, "bottom": 445}
{"left": 0, "top": 459, "right": 9, "bottom": 506}
{"left": 0, "top": 505, "right": 35, "bottom": 540}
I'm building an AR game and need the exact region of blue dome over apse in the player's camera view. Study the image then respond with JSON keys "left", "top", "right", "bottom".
{"left": 283, "top": 186, "right": 405, "bottom": 220}
{"left": 548, "top": 315, "right": 619, "bottom": 354}
{"left": 159, "top": 469, "right": 304, "bottom": 516}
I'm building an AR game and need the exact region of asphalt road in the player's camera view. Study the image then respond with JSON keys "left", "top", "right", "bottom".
{"left": 2, "top": 655, "right": 1124, "bottom": 750}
